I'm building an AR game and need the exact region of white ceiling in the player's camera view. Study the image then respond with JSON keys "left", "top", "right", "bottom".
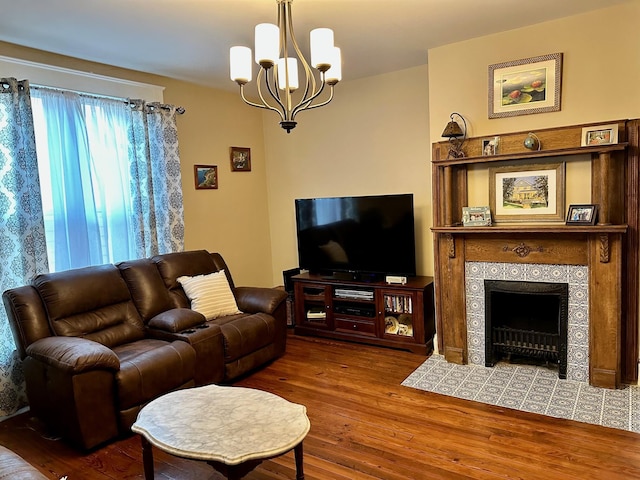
{"left": 0, "top": 0, "right": 633, "bottom": 92}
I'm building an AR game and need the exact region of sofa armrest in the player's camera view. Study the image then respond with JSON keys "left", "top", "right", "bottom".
{"left": 0, "top": 446, "right": 48, "bottom": 480}
{"left": 147, "top": 308, "right": 206, "bottom": 333}
{"left": 25, "top": 336, "right": 120, "bottom": 374}
{"left": 234, "top": 287, "right": 288, "bottom": 315}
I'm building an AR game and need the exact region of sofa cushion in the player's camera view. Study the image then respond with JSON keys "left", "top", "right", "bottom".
{"left": 153, "top": 250, "right": 220, "bottom": 308}
{"left": 215, "top": 312, "right": 277, "bottom": 362}
{"left": 114, "top": 338, "right": 196, "bottom": 410}
{"left": 117, "top": 258, "right": 174, "bottom": 321}
{"left": 32, "top": 265, "right": 144, "bottom": 348}
{"left": 178, "top": 271, "right": 241, "bottom": 320}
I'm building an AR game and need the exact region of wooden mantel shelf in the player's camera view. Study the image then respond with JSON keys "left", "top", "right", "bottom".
{"left": 432, "top": 143, "right": 628, "bottom": 167}
{"left": 431, "top": 224, "right": 628, "bottom": 234}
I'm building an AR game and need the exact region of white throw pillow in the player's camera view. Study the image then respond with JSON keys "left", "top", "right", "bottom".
{"left": 177, "top": 270, "right": 241, "bottom": 320}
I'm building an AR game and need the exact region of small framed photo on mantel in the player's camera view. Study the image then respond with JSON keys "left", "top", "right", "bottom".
{"left": 462, "top": 206, "right": 492, "bottom": 227}
{"left": 566, "top": 204, "right": 598, "bottom": 225}
{"left": 581, "top": 124, "right": 618, "bottom": 147}
{"left": 482, "top": 136, "right": 500, "bottom": 156}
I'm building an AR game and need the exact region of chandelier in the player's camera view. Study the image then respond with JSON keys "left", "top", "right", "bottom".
{"left": 229, "top": 0, "right": 341, "bottom": 133}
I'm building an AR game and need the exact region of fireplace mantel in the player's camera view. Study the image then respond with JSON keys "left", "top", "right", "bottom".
{"left": 432, "top": 225, "right": 627, "bottom": 234}
{"left": 431, "top": 120, "right": 640, "bottom": 389}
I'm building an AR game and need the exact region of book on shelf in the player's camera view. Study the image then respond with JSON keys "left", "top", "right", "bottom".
{"left": 384, "top": 295, "right": 412, "bottom": 313}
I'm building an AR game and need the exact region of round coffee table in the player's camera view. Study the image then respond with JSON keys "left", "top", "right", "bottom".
{"left": 131, "top": 384, "right": 310, "bottom": 480}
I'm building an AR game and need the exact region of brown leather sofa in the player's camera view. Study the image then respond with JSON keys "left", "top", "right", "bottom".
{"left": 3, "top": 250, "right": 288, "bottom": 451}
{"left": 0, "top": 445, "right": 48, "bottom": 479}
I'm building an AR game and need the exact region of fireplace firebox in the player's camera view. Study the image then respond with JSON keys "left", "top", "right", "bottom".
{"left": 484, "top": 280, "right": 569, "bottom": 379}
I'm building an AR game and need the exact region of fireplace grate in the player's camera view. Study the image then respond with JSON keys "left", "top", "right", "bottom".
{"left": 492, "top": 326, "right": 559, "bottom": 362}
{"left": 484, "top": 280, "right": 569, "bottom": 379}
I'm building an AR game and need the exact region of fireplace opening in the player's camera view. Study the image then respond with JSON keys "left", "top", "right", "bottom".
{"left": 484, "top": 280, "right": 569, "bottom": 379}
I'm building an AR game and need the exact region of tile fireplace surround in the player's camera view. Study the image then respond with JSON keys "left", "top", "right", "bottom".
{"left": 433, "top": 229, "right": 626, "bottom": 389}
{"left": 465, "top": 261, "right": 589, "bottom": 383}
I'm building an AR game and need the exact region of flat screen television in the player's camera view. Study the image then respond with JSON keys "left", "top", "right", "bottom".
{"left": 294, "top": 193, "right": 416, "bottom": 279}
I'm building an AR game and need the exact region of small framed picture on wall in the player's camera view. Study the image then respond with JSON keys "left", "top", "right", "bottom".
{"left": 194, "top": 165, "right": 218, "bottom": 189}
{"left": 230, "top": 146, "right": 251, "bottom": 172}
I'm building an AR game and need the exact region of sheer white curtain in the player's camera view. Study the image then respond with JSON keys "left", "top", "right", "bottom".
{"left": 32, "top": 88, "right": 137, "bottom": 270}
{"left": 31, "top": 88, "right": 184, "bottom": 271}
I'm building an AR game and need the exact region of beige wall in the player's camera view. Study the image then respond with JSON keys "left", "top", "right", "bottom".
{"left": 265, "top": 2, "right": 640, "bottom": 285}
{"left": 166, "top": 82, "right": 274, "bottom": 287}
{"left": 426, "top": 2, "right": 640, "bottom": 352}
{"left": 263, "top": 65, "right": 431, "bottom": 284}
{"left": 428, "top": 2, "right": 640, "bottom": 141}
{"left": 0, "top": 42, "right": 274, "bottom": 287}
{"left": 3, "top": 1, "right": 639, "bottom": 288}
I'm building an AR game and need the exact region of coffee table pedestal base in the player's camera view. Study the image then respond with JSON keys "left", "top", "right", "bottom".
{"left": 141, "top": 437, "right": 305, "bottom": 480}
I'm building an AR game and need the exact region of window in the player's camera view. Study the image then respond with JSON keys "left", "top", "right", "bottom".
{"left": 31, "top": 88, "right": 138, "bottom": 271}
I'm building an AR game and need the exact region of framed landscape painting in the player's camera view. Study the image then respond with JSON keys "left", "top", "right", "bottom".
{"left": 489, "top": 163, "right": 565, "bottom": 223}
{"left": 488, "top": 52, "right": 563, "bottom": 118}
{"left": 194, "top": 165, "right": 218, "bottom": 189}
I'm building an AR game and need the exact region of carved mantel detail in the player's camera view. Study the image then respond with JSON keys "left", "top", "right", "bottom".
{"left": 503, "top": 242, "right": 544, "bottom": 258}
{"left": 445, "top": 233, "right": 455, "bottom": 258}
{"left": 600, "top": 234, "right": 610, "bottom": 263}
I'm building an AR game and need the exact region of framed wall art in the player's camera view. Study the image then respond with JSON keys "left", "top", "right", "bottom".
{"left": 566, "top": 204, "right": 598, "bottom": 226}
{"left": 488, "top": 52, "right": 563, "bottom": 119}
{"left": 230, "top": 146, "right": 251, "bottom": 172}
{"left": 581, "top": 124, "right": 618, "bottom": 147}
{"left": 194, "top": 164, "right": 218, "bottom": 189}
{"left": 489, "top": 163, "right": 565, "bottom": 223}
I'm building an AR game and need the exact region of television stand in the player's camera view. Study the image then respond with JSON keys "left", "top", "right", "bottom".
{"left": 292, "top": 272, "right": 435, "bottom": 354}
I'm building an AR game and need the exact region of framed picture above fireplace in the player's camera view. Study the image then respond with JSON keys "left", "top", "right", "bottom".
{"left": 489, "top": 162, "right": 565, "bottom": 223}
{"left": 488, "top": 52, "right": 563, "bottom": 119}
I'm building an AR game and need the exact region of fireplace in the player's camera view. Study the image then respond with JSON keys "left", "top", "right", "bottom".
{"left": 484, "top": 280, "right": 569, "bottom": 378}
{"left": 464, "top": 261, "right": 589, "bottom": 383}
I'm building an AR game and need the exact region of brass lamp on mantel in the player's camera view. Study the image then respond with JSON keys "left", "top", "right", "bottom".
{"left": 441, "top": 112, "right": 467, "bottom": 159}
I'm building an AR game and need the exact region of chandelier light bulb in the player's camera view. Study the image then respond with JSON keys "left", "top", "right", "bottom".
{"left": 277, "top": 57, "right": 299, "bottom": 90}
{"left": 326, "top": 47, "right": 342, "bottom": 85}
{"left": 229, "top": 46, "right": 252, "bottom": 84}
{"left": 310, "top": 28, "right": 334, "bottom": 71}
{"left": 255, "top": 23, "right": 279, "bottom": 67}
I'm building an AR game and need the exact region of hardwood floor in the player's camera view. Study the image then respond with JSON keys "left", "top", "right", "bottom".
{"left": 2, "top": 333, "right": 640, "bottom": 479}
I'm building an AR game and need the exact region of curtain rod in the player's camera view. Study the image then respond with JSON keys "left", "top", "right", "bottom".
{"left": 31, "top": 84, "right": 185, "bottom": 114}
